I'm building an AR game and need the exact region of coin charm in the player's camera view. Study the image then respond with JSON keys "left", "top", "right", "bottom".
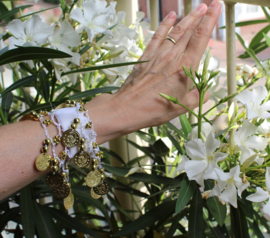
{"left": 35, "top": 153, "right": 51, "bottom": 171}
{"left": 74, "top": 151, "right": 91, "bottom": 168}
{"left": 64, "top": 192, "right": 74, "bottom": 210}
{"left": 91, "top": 188, "right": 101, "bottom": 199}
{"left": 46, "top": 172, "right": 63, "bottom": 188}
{"left": 93, "top": 180, "right": 110, "bottom": 195}
{"left": 62, "top": 129, "right": 80, "bottom": 147}
{"left": 86, "top": 170, "right": 101, "bottom": 187}
{"left": 52, "top": 183, "right": 70, "bottom": 200}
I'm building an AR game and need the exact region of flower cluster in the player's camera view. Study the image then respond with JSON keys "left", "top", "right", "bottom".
{"left": 4, "top": 0, "right": 152, "bottom": 85}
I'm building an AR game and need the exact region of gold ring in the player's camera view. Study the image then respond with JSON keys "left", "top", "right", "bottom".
{"left": 165, "top": 36, "right": 176, "bottom": 45}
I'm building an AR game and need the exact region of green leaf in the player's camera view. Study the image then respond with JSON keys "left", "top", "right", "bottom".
{"left": 0, "top": 5, "right": 33, "bottom": 23}
{"left": 0, "top": 47, "right": 72, "bottom": 66}
{"left": 1, "top": 92, "right": 13, "bottom": 120}
{"left": 101, "top": 147, "right": 126, "bottom": 166}
{"left": 20, "top": 185, "right": 35, "bottom": 238}
{"left": 249, "top": 24, "right": 270, "bottom": 48}
{"left": 18, "top": 5, "right": 61, "bottom": 20}
{"left": 103, "top": 164, "right": 178, "bottom": 185}
{"left": 34, "top": 203, "right": 63, "bottom": 238}
{"left": 219, "top": 19, "right": 268, "bottom": 29}
{"left": 262, "top": 6, "right": 270, "bottom": 23}
{"left": 72, "top": 185, "right": 112, "bottom": 227}
{"left": 263, "top": 33, "right": 270, "bottom": 47}
{"left": 152, "top": 139, "right": 170, "bottom": 156}
{"left": 62, "top": 61, "right": 148, "bottom": 76}
{"left": 188, "top": 188, "right": 203, "bottom": 238}
{"left": 166, "top": 128, "right": 185, "bottom": 155}
{"left": 164, "top": 214, "right": 182, "bottom": 238}
{"left": 175, "top": 175, "right": 196, "bottom": 214}
{"left": 0, "top": 207, "right": 20, "bottom": 231}
{"left": 166, "top": 121, "right": 188, "bottom": 140}
{"left": 179, "top": 114, "right": 192, "bottom": 138}
{"left": 230, "top": 204, "right": 250, "bottom": 238}
{"left": 112, "top": 201, "right": 176, "bottom": 237}
{"left": 69, "top": 86, "right": 119, "bottom": 100}
{"left": 248, "top": 220, "right": 264, "bottom": 238}
{"left": 205, "top": 181, "right": 226, "bottom": 227}
{"left": 48, "top": 207, "right": 102, "bottom": 238}
{"left": 14, "top": 224, "right": 23, "bottom": 238}
{"left": 238, "top": 41, "right": 268, "bottom": 59}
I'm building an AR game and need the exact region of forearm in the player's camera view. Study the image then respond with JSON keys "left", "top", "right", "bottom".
{"left": 0, "top": 94, "right": 131, "bottom": 200}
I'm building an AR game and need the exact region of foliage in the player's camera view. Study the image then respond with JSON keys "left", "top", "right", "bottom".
{"left": 1, "top": 2, "right": 270, "bottom": 238}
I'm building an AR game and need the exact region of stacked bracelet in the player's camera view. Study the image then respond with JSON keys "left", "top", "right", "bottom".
{"left": 29, "top": 100, "right": 109, "bottom": 210}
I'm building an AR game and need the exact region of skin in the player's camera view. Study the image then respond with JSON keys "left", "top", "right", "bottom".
{"left": 0, "top": 0, "right": 222, "bottom": 200}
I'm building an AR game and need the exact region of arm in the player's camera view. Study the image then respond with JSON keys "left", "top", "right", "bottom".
{"left": 0, "top": 0, "right": 221, "bottom": 200}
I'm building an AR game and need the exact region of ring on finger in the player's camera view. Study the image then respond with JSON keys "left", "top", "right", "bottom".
{"left": 165, "top": 36, "right": 176, "bottom": 45}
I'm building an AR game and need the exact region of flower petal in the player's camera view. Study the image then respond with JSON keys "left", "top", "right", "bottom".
{"left": 220, "top": 183, "right": 238, "bottom": 208}
{"left": 252, "top": 86, "right": 268, "bottom": 106}
{"left": 235, "top": 88, "right": 251, "bottom": 105}
{"left": 266, "top": 167, "right": 270, "bottom": 191}
{"left": 236, "top": 120, "right": 257, "bottom": 143}
{"left": 175, "top": 155, "right": 189, "bottom": 173}
{"left": 82, "top": 2, "right": 97, "bottom": 21}
{"left": 185, "top": 139, "right": 206, "bottom": 160}
{"left": 70, "top": 8, "right": 86, "bottom": 25}
{"left": 205, "top": 132, "right": 219, "bottom": 155}
{"left": 6, "top": 19, "right": 25, "bottom": 39}
{"left": 263, "top": 199, "right": 270, "bottom": 217}
{"left": 246, "top": 187, "right": 269, "bottom": 202}
{"left": 246, "top": 135, "right": 267, "bottom": 151}
{"left": 185, "top": 160, "right": 207, "bottom": 187}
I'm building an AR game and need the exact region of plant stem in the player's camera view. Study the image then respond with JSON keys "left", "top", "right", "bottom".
{"left": 0, "top": 106, "right": 7, "bottom": 125}
{"left": 198, "top": 92, "right": 205, "bottom": 139}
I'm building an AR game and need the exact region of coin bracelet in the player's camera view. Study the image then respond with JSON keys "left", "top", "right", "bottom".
{"left": 31, "top": 100, "right": 109, "bottom": 210}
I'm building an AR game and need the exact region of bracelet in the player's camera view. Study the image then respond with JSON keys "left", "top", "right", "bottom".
{"left": 29, "top": 100, "right": 110, "bottom": 210}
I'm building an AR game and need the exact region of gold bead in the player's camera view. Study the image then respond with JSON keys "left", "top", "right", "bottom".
{"left": 33, "top": 114, "right": 40, "bottom": 121}
{"left": 65, "top": 165, "right": 69, "bottom": 170}
{"left": 92, "top": 142, "right": 98, "bottom": 149}
{"left": 66, "top": 182, "right": 71, "bottom": 187}
{"left": 42, "top": 146, "right": 48, "bottom": 153}
{"left": 79, "top": 107, "right": 84, "bottom": 112}
{"left": 99, "top": 168, "right": 105, "bottom": 174}
{"left": 71, "top": 100, "right": 76, "bottom": 105}
{"left": 79, "top": 144, "right": 85, "bottom": 151}
{"left": 93, "top": 164, "right": 97, "bottom": 170}
{"left": 74, "top": 118, "right": 80, "bottom": 124}
{"left": 44, "top": 139, "right": 51, "bottom": 145}
{"left": 30, "top": 111, "right": 37, "bottom": 117}
{"left": 60, "top": 172, "right": 67, "bottom": 177}
{"left": 51, "top": 158, "right": 59, "bottom": 165}
{"left": 83, "top": 107, "right": 87, "bottom": 111}
{"left": 60, "top": 151, "right": 67, "bottom": 157}
{"left": 85, "top": 122, "right": 92, "bottom": 129}
{"left": 43, "top": 119, "right": 48, "bottom": 125}
{"left": 93, "top": 159, "right": 98, "bottom": 165}
{"left": 80, "top": 137, "right": 86, "bottom": 144}
{"left": 65, "top": 100, "right": 71, "bottom": 105}
{"left": 100, "top": 174, "right": 105, "bottom": 180}
{"left": 70, "top": 123, "right": 77, "bottom": 129}
{"left": 40, "top": 110, "right": 48, "bottom": 115}
{"left": 52, "top": 166, "right": 59, "bottom": 172}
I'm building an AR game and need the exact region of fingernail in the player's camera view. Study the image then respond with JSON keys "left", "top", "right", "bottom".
{"left": 168, "top": 11, "right": 176, "bottom": 19}
{"left": 196, "top": 3, "right": 206, "bottom": 12}
{"left": 210, "top": 0, "right": 218, "bottom": 8}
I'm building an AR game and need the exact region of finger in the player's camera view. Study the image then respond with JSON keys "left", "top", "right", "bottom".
{"left": 162, "top": 3, "right": 207, "bottom": 49}
{"left": 185, "top": 0, "right": 221, "bottom": 62}
{"left": 142, "top": 11, "right": 177, "bottom": 58}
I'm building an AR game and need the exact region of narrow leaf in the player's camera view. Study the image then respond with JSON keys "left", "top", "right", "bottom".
{"left": 20, "top": 185, "right": 35, "bottom": 238}
{"left": 249, "top": 24, "right": 270, "bottom": 48}
{"left": 166, "top": 121, "right": 188, "bottom": 140}
{"left": 166, "top": 128, "right": 185, "bottom": 155}
{"left": 175, "top": 175, "right": 197, "bottom": 214}
{"left": 188, "top": 188, "right": 203, "bottom": 238}
{"left": 0, "top": 47, "right": 71, "bottom": 66}
{"left": 0, "top": 5, "right": 33, "bottom": 23}
{"left": 179, "top": 114, "right": 192, "bottom": 138}
{"left": 113, "top": 201, "right": 175, "bottom": 237}
{"left": 219, "top": 19, "right": 268, "bottom": 29}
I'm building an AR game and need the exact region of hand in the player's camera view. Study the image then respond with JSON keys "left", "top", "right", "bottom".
{"left": 87, "top": 0, "right": 222, "bottom": 143}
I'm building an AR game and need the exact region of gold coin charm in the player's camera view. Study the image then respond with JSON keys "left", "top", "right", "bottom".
{"left": 91, "top": 188, "right": 101, "bottom": 199}
{"left": 46, "top": 172, "right": 63, "bottom": 188}
{"left": 35, "top": 153, "right": 51, "bottom": 171}
{"left": 74, "top": 151, "right": 92, "bottom": 168}
{"left": 52, "top": 183, "right": 71, "bottom": 200}
{"left": 93, "top": 180, "right": 110, "bottom": 195}
{"left": 86, "top": 170, "right": 102, "bottom": 187}
{"left": 62, "top": 129, "right": 80, "bottom": 147}
{"left": 64, "top": 192, "right": 74, "bottom": 210}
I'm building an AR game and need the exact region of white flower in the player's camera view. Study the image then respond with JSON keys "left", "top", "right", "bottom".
{"left": 49, "top": 20, "right": 80, "bottom": 65}
{"left": 6, "top": 15, "right": 53, "bottom": 49}
{"left": 235, "top": 120, "right": 267, "bottom": 152}
{"left": 70, "top": 1, "right": 112, "bottom": 42}
{"left": 208, "top": 76, "right": 227, "bottom": 111}
{"left": 236, "top": 64, "right": 258, "bottom": 82}
{"left": 246, "top": 167, "right": 270, "bottom": 216}
{"left": 209, "top": 165, "right": 249, "bottom": 208}
{"left": 184, "top": 132, "right": 227, "bottom": 187}
{"left": 188, "top": 122, "right": 213, "bottom": 140}
{"left": 235, "top": 86, "right": 270, "bottom": 119}
{"left": 51, "top": 58, "right": 70, "bottom": 82}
